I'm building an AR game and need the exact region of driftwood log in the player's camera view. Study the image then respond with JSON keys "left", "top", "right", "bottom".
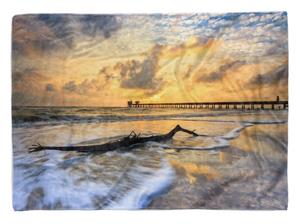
{"left": 29, "top": 125, "right": 199, "bottom": 153}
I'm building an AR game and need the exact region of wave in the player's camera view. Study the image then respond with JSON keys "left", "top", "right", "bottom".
{"left": 12, "top": 107, "right": 288, "bottom": 128}
{"left": 107, "top": 158, "right": 175, "bottom": 209}
{"left": 13, "top": 140, "right": 176, "bottom": 210}
{"left": 13, "top": 106, "right": 288, "bottom": 210}
{"left": 10, "top": 113, "right": 203, "bottom": 127}
{"left": 12, "top": 114, "right": 129, "bottom": 127}
{"left": 221, "top": 124, "right": 253, "bottom": 140}
{"left": 143, "top": 139, "right": 228, "bottom": 151}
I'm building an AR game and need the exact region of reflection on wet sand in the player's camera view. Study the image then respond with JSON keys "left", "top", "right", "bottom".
{"left": 153, "top": 123, "right": 287, "bottom": 209}
{"left": 13, "top": 108, "right": 288, "bottom": 210}
{"left": 169, "top": 159, "right": 220, "bottom": 184}
{"left": 230, "top": 124, "right": 287, "bottom": 155}
{"left": 218, "top": 151, "right": 233, "bottom": 164}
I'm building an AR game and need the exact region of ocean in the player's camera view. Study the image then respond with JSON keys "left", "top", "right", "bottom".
{"left": 12, "top": 107, "right": 288, "bottom": 210}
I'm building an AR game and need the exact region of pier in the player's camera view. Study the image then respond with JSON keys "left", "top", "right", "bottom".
{"left": 127, "top": 96, "right": 288, "bottom": 110}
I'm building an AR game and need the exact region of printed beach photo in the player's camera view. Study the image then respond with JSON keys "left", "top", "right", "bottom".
{"left": 12, "top": 13, "right": 288, "bottom": 210}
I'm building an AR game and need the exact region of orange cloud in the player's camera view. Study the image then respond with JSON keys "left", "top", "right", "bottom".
{"left": 12, "top": 15, "right": 288, "bottom": 106}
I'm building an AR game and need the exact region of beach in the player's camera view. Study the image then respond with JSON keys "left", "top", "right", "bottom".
{"left": 12, "top": 107, "right": 288, "bottom": 210}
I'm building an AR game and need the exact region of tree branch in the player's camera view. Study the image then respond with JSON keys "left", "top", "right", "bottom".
{"left": 28, "top": 125, "right": 199, "bottom": 153}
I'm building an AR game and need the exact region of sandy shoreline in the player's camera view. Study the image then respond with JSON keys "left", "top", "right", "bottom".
{"left": 12, "top": 109, "right": 288, "bottom": 210}
{"left": 148, "top": 123, "right": 287, "bottom": 209}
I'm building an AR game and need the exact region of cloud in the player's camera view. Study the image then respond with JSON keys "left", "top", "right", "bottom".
{"left": 12, "top": 15, "right": 70, "bottom": 55}
{"left": 79, "top": 15, "right": 121, "bottom": 38}
{"left": 37, "top": 14, "right": 121, "bottom": 41}
{"left": 12, "top": 91, "right": 37, "bottom": 106}
{"left": 118, "top": 44, "right": 164, "bottom": 90}
{"left": 11, "top": 13, "right": 289, "bottom": 106}
{"left": 99, "top": 66, "right": 118, "bottom": 82}
{"left": 36, "top": 14, "right": 76, "bottom": 49}
{"left": 12, "top": 13, "right": 288, "bottom": 63}
{"left": 62, "top": 81, "right": 77, "bottom": 92}
{"left": 45, "top": 83, "right": 55, "bottom": 92}
{"left": 198, "top": 60, "right": 246, "bottom": 82}
{"left": 248, "top": 64, "right": 288, "bottom": 86}
{"left": 12, "top": 67, "right": 46, "bottom": 89}
{"left": 12, "top": 14, "right": 121, "bottom": 55}
{"left": 62, "top": 79, "right": 106, "bottom": 95}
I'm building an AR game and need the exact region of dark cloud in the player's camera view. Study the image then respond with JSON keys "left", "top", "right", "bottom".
{"left": 37, "top": 14, "right": 120, "bottom": 43}
{"left": 119, "top": 45, "right": 163, "bottom": 90}
{"left": 12, "top": 91, "right": 38, "bottom": 106}
{"left": 12, "top": 15, "right": 62, "bottom": 54}
{"left": 12, "top": 67, "right": 43, "bottom": 85}
{"left": 79, "top": 15, "right": 120, "bottom": 38}
{"left": 12, "top": 68, "right": 49, "bottom": 106}
{"left": 248, "top": 64, "right": 288, "bottom": 86}
{"left": 264, "top": 40, "right": 288, "bottom": 57}
{"left": 62, "top": 81, "right": 77, "bottom": 92}
{"left": 62, "top": 79, "right": 104, "bottom": 95}
{"left": 12, "top": 14, "right": 121, "bottom": 55}
{"left": 45, "top": 83, "right": 55, "bottom": 92}
{"left": 99, "top": 66, "right": 117, "bottom": 82}
{"left": 198, "top": 60, "right": 246, "bottom": 82}
{"left": 37, "top": 14, "right": 75, "bottom": 49}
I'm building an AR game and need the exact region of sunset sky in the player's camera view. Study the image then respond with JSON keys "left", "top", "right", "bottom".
{"left": 12, "top": 12, "right": 288, "bottom": 106}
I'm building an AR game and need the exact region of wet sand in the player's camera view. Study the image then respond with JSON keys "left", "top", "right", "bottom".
{"left": 13, "top": 108, "right": 288, "bottom": 210}
{"left": 148, "top": 123, "right": 287, "bottom": 209}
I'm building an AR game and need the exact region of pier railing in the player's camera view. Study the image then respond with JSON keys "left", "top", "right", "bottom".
{"left": 127, "top": 99, "right": 288, "bottom": 110}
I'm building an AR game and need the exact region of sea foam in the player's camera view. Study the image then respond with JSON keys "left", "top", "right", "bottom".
{"left": 107, "top": 158, "right": 175, "bottom": 209}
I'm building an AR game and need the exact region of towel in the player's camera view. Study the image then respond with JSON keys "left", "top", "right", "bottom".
{"left": 12, "top": 13, "right": 288, "bottom": 210}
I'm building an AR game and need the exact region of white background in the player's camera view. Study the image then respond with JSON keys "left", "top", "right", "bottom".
{"left": 0, "top": 1, "right": 299, "bottom": 224}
